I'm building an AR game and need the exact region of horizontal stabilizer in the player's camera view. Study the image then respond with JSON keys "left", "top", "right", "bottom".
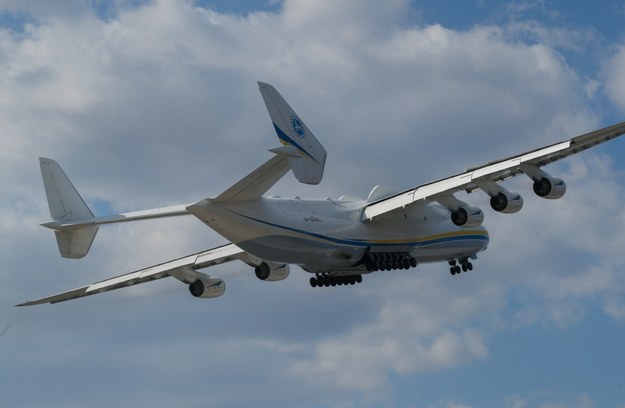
{"left": 39, "top": 159, "right": 194, "bottom": 257}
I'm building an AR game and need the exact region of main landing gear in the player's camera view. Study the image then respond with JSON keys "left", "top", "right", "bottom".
{"left": 310, "top": 274, "right": 362, "bottom": 288}
{"left": 363, "top": 252, "right": 418, "bottom": 272}
{"left": 449, "top": 258, "right": 473, "bottom": 276}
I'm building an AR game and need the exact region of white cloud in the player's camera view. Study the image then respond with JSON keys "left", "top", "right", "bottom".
{"left": 504, "top": 392, "right": 596, "bottom": 408}
{"left": 482, "top": 154, "right": 625, "bottom": 328}
{"left": 504, "top": 21, "right": 599, "bottom": 53}
{"left": 603, "top": 44, "right": 625, "bottom": 112}
{"left": 504, "top": 394, "right": 528, "bottom": 408}
{"left": 427, "top": 400, "right": 474, "bottom": 408}
{"left": 292, "top": 310, "right": 489, "bottom": 390}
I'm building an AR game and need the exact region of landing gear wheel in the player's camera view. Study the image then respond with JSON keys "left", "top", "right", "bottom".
{"left": 448, "top": 257, "right": 476, "bottom": 276}
{"left": 309, "top": 274, "right": 363, "bottom": 288}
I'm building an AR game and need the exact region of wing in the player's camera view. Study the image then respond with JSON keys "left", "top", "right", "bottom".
{"left": 17, "top": 243, "right": 249, "bottom": 306}
{"left": 363, "top": 121, "right": 625, "bottom": 220}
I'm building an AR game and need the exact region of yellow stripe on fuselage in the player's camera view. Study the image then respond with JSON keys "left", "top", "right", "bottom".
{"left": 362, "top": 229, "right": 489, "bottom": 245}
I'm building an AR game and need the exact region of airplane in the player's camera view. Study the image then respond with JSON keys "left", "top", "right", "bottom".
{"left": 18, "top": 82, "right": 625, "bottom": 306}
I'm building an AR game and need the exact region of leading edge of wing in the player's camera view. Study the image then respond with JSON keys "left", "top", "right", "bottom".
{"left": 362, "top": 121, "right": 625, "bottom": 220}
{"left": 17, "top": 243, "right": 245, "bottom": 306}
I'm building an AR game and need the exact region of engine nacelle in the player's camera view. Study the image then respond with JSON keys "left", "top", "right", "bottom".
{"left": 189, "top": 275, "right": 225, "bottom": 299}
{"left": 254, "top": 262, "right": 290, "bottom": 281}
{"left": 533, "top": 176, "right": 566, "bottom": 199}
{"left": 489, "top": 190, "right": 524, "bottom": 214}
{"left": 451, "top": 205, "right": 484, "bottom": 227}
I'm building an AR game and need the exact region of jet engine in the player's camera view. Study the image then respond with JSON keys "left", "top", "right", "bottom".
{"left": 489, "top": 190, "right": 524, "bottom": 213}
{"left": 254, "top": 262, "right": 290, "bottom": 281}
{"left": 451, "top": 205, "right": 484, "bottom": 227}
{"left": 188, "top": 274, "right": 226, "bottom": 298}
{"left": 533, "top": 176, "right": 566, "bottom": 199}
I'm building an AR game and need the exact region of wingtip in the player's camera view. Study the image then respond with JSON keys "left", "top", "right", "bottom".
{"left": 257, "top": 81, "right": 274, "bottom": 90}
{"left": 17, "top": 297, "right": 53, "bottom": 306}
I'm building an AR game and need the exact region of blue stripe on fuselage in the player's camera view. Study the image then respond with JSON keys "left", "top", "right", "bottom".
{"left": 231, "top": 211, "right": 489, "bottom": 249}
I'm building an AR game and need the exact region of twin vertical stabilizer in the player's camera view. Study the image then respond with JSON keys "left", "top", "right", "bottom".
{"left": 259, "top": 82, "right": 327, "bottom": 185}
{"left": 39, "top": 158, "right": 98, "bottom": 258}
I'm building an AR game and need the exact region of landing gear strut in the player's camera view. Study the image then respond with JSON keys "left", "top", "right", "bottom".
{"left": 449, "top": 258, "right": 473, "bottom": 276}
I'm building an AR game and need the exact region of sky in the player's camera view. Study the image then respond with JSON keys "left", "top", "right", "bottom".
{"left": 1, "top": 0, "right": 625, "bottom": 407}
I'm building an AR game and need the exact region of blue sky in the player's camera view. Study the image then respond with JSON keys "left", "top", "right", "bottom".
{"left": 1, "top": 1, "right": 625, "bottom": 407}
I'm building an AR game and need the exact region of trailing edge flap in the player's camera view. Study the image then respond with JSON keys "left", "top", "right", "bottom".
{"left": 258, "top": 82, "right": 327, "bottom": 185}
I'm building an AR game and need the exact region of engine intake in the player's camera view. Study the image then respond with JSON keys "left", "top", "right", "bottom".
{"left": 254, "top": 262, "right": 290, "bottom": 281}
{"left": 489, "top": 190, "right": 523, "bottom": 214}
{"left": 533, "top": 176, "right": 566, "bottom": 199}
{"left": 451, "top": 205, "right": 484, "bottom": 227}
{"left": 189, "top": 275, "right": 225, "bottom": 298}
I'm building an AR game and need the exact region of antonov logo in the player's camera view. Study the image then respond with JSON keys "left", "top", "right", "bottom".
{"left": 290, "top": 116, "right": 305, "bottom": 138}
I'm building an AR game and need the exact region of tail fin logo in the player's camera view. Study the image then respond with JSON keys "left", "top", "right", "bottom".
{"left": 290, "top": 116, "right": 306, "bottom": 138}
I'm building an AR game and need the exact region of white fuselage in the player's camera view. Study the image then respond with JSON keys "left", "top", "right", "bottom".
{"left": 187, "top": 196, "right": 489, "bottom": 275}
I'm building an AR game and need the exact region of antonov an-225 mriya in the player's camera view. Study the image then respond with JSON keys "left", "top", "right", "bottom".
{"left": 19, "top": 82, "right": 625, "bottom": 306}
